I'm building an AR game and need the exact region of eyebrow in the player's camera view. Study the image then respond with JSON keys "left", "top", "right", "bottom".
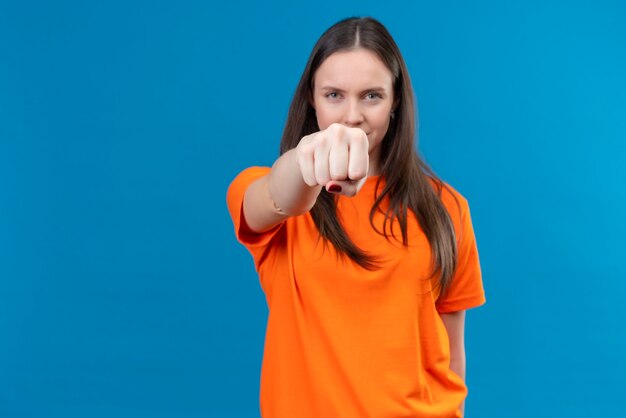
{"left": 318, "top": 86, "right": 388, "bottom": 94}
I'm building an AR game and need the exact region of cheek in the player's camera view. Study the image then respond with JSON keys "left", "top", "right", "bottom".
{"left": 368, "top": 110, "right": 391, "bottom": 133}
{"left": 314, "top": 107, "right": 337, "bottom": 130}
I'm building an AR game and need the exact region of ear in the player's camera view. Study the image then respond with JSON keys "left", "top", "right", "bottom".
{"left": 308, "top": 89, "right": 316, "bottom": 109}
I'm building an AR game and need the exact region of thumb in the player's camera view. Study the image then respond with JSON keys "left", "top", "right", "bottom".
{"left": 325, "top": 177, "right": 367, "bottom": 197}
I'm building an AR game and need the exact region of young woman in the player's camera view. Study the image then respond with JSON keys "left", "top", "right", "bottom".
{"left": 227, "top": 17, "right": 485, "bottom": 418}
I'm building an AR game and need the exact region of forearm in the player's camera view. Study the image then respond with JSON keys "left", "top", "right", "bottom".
{"left": 267, "top": 148, "right": 322, "bottom": 215}
{"left": 449, "top": 351, "right": 466, "bottom": 382}
{"left": 440, "top": 310, "right": 467, "bottom": 417}
{"left": 242, "top": 125, "right": 369, "bottom": 233}
{"left": 243, "top": 149, "right": 321, "bottom": 233}
{"left": 449, "top": 352, "right": 466, "bottom": 416}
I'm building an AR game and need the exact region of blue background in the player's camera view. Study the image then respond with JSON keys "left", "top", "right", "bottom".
{"left": 1, "top": 0, "right": 625, "bottom": 417}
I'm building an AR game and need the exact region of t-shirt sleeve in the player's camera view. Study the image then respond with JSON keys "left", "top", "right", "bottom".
{"left": 435, "top": 192, "right": 486, "bottom": 313}
{"left": 226, "top": 166, "right": 285, "bottom": 270}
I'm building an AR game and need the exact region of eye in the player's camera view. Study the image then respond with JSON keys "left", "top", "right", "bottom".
{"left": 365, "top": 92, "right": 382, "bottom": 100}
{"left": 325, "top": 92, "right": 340, "bottom": 100}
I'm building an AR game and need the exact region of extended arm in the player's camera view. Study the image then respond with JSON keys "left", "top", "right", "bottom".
{"left": 243, "top": 149, "right": 322, "bottom": 233}
{"left": 242, "top": 124, "right": 370, "bottom": 233}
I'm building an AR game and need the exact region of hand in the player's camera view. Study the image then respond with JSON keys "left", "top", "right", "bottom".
{"left": 295, "top": 123, "right": 369, "bottom": 197}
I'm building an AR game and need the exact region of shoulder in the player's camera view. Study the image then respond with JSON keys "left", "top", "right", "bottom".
{"left": 229, "top": 166, "right": 272, "bottom": 186}
{"left": 227, "top": 166, "right": 271, "bottom": 196}
{"left": 226, "top": 166, "right": 272, "bottom": 216}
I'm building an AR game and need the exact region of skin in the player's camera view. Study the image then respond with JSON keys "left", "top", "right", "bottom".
{"left": 241, "top": 47, "right": 467, "bottom": 414}
{"left": 310, "top": 48, "right": 395, "bottom": 180}
{"left": 243, "top": 48, "right": 397, "bottom": 232}
{"left": 441, "top": 310, "right": 467, "bottom": 415}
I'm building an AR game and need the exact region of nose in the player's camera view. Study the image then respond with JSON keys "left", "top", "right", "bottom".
{"left": 342, "top": 99, "right": 364, "bottom": 127}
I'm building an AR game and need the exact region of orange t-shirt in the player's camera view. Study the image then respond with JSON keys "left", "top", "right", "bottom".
{"left": 227, "top": 166, "right": 485, "bottom": 418}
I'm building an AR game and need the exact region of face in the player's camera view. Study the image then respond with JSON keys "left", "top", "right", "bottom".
{"left": 312, "top": 48, "right": 395, "bottom": 172}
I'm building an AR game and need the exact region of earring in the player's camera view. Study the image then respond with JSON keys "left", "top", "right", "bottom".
{"left": 390, "top": 111, "right": 395, "bottom": 119}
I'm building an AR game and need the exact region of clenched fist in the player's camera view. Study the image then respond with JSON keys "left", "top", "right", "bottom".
{"left": 295, "top": 123, "right": 370, "bottom": 197}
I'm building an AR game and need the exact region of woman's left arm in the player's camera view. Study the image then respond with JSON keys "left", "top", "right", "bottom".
{"left": 440, "top": 310, "right": 466, "bottom": 415}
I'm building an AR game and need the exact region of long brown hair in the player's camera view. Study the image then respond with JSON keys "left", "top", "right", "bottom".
{"left": 279, "top": 17, "right": 460, "bottom": 297}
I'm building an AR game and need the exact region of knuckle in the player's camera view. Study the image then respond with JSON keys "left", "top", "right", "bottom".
{"left": 310, "top": 132, "right": 328, "bottom": 148}
{"left": 328, "top": 123, "right": 346, "bottom": 138}
{"left": 355, "top": 131, "right": 368, "bottom": 145}
{"left": 316, "top": 176, "right": 328, "bottom": 186}
{"left": 297, "top": 135, "right": 308, "bottom": 147}
{"left": 330, "top": 171, "right": 345, "bottom": 181}
{"left": 329, "top": 122, "right": 342, "bottom": 131}
{"left": 350, "top": 170, "right": 366, "bottom": 180}
{"left": 296, "top": 144, "right": 311, "bottom": 159}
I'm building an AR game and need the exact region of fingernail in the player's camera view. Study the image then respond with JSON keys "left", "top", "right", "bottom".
{"left": 328, "top": 184, "right": 342, "bottom": 193}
